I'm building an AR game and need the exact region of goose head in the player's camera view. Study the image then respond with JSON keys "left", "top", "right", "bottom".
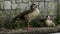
{"left": 47, "top": 16, "right": 51, "bottom": 20}
{"left": 30, "top": 4, "right": 37, "bottom": 10}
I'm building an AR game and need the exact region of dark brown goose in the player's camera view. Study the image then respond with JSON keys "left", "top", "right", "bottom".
{"left": 12, "top": 4, "right": 40, "bottom": 30}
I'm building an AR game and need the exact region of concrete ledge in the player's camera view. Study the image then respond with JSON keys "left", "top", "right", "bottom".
{"left": 0, "top": 26, "right": 60, "bottom": 34}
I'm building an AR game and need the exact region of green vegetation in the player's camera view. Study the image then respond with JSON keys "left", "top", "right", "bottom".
{"left": 0, "top": 16, "right": 44, "bottom": 29}
{"left": 56, "top": 5, "right": 60, "bottom": 25}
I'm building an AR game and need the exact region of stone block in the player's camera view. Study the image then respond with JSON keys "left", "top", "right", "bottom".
{"left": 0, "top": 0, "right": 3, "bottom": 1}
{"left": 4, "top": 1, "right": 11, "bottom": 9}
{"left": 28, "top": 2, "right": 32, "bottom": 6}
{"left": 0, "top": 2, "right": 4, "bottom": 9}
{"left": 16, "top": 10, "right": 21, "bottom": 15}
{"left": 22, "top": 0, "right": 29, "bottom": 2}
{"left": 34, "top": 2, "right": 39, "bottom": 5}
{"left": 45, "top": 0, "right": 51, "bottom": 1}
{"left": 11, "top": 0, "right": 16, "bottom": 4}
{"left": 12, "top": 4, "right": 18, "bottom": 9}
{"left": 39, "top": 2, "right": 45, "bottom": 10}
{"left": 0, "top": 11, "right": 3, "bottom": 15}
{"left": 59, "top": 0, "right": 60, "bottom": 4}
{"left": 5, "top": 11, "right": 10, "bottom": 15}
{"left": 31, "top": 0, "right": 41, "bottom": 2}
{"left": 20, "top": 3, "right": 28, "bottom": 12}
{"left": 15, "top": 0, "right": 22, "bottom": 3}
{"left": 10, "top": 10, "right": 16, "bottom": 15}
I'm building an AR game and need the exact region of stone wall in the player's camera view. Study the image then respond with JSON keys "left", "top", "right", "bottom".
{"left": 0, "top": 0, "right": 58, "bottom": 23}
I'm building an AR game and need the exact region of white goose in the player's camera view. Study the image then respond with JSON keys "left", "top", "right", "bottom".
{"left": 45, "top": 16, "right": 56, "bottom": 27}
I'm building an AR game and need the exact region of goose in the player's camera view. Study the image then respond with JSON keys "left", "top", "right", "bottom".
{"left": 12, "top": 4, "right": 40, "bottom": 30}
{"left": 45, "top": 16, "right": 56, "bottom": 27}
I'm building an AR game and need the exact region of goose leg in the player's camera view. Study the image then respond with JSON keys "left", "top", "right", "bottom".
{"left": 27, "top": 19, "right": 30, "bottom": 30}
{"left": 26, "top": 16, "right": 30, "bottom": 30}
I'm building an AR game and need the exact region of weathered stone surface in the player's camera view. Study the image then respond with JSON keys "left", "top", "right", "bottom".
{"left": 33, "top": 0, "right": 41, "bottom": 1}
{"left": 16, "top": 10, "right": 21, "bottom": 15}
{"left": 20, "top": 3, "right": 28, "bottom": 12}
{"left": 34, "top": 2, "right": 39, "bottom": 5}
{"left": 15, "top": 0, "right": 22, "bottom": 3}
{"left": 3, "top": 11, "right": 10, "bottom": 16}
{"left": 10, "top": 10, "right": 16, "bottom": 15}
{"left": 48, "top": 1, "right": 57, "bottom": 15}
{"left": 59, "top": 0, "right": 60, "bottom": 3}
{"left": 10, "top": 10, "right": 18, "bottom": 17}
{"left": 0, "top": 2, "right": 4, "bottom": 9}
{"left": 11, "top": 0, "right": 16, "bottom": 4}
{"left": 45, "top": 0, "right": 51, "bottom": 1}
{"left": 12, "top": 4, "right": 18, "bottom": 9}
{"left": 22, "top": 0, "right": 29, "bottom": 2}
{"left": 4, "top": 1, "right": 11, "bottom": 9}
{"left": 28, "top": 2, "right": 32, "bottom": 6}
{"left": 0, "top": 11, "right": 3, "bottom": 15}
{"left": 39, "top": 2, "right": 44, "bottom": 11}
{"left": 0, "top": 0, "right": 3, "bottom": 1}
